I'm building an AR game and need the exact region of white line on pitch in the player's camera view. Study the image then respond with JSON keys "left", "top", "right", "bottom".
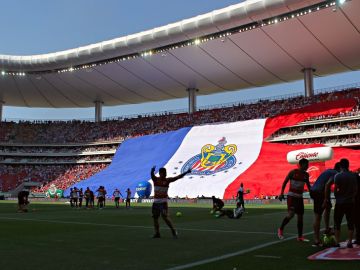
{"left": 0, "top": 216, "right": 287, "bottom": 236}
{"left": 165, "top": 234, "right": 309, "bottom": 270}
{"left": 165, "top": 222, "right": 346, "bottom": 270}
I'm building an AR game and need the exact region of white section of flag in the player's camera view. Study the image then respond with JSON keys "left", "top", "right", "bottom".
{"left": 162, "top": 119, "right": 266, "bottom": 198}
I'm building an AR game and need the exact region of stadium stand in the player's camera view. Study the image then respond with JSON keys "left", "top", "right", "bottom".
{"left": 1, "top": 88, "right": 359, "bottom": 144}
{"left": 267, "top": 97, "right": 360, "bottom": 147}
{"left": 0, "top": 87, "right": 359, "bottom": 194}
{"left": 0, "top": 164, "right": 108, "bottom": 192}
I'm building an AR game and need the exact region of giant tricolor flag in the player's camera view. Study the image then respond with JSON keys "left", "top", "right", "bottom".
{"left": 65, "top": 98, "right": 360, "bottom": 199}
{"left": 163, "top": 119, "right": 265, "bottom": 198}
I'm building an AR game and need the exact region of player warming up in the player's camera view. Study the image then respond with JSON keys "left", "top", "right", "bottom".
{"left": 310, "top": 162, "right": 340, "bottom": 247}
{"left": 236, "top": 183, "right": 246, "bottom": 211}
{"left": 113, "top": 188, "right": 123, "bottom": 208}
{"left": 212, "top": 196, "right": 225, "bottom": 212}
{"left": 125, "top": 188, "right": 131, "bottom": 209}
{"left": 17, "top": 190, "right": 30, "bottom": 213}
{"left": 216, "top": 206, "right": 244, "bottom": 219}
{"left": 151, "top": 166, "right": 191, "bottom": 239}
{"left": 278, "top": 158, "right": 311, "bottom": 241}
{"left": 324, "top": 158, "right": 358, "bottom": 248}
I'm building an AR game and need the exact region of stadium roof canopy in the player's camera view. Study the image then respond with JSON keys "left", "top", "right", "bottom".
{"left": 0, "top": 0, "right": 359, "bottom": 108}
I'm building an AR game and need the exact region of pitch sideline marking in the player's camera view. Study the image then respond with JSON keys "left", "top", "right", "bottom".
{"left": 0, "top": 216, "right": 291, "bottom": 236}
{"left": 165, "top": 222, "right": 346, "bottom": 270}
{"left": 165, "top": 232, "right": 312, "bottom": 270}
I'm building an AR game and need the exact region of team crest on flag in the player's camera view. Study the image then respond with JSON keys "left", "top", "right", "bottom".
{"left": 181, "top": 137, "right": 237, "bottom": 175}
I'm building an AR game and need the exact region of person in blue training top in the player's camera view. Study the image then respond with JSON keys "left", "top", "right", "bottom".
{"left": 324, "top": 158, "right": 358, "bottom": 248}
{"left": 311, "top": 162, "right": 340, "bottom": 247}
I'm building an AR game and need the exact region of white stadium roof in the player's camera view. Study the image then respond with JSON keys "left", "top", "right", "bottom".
{"left": 0, "top": 0, "right": 359, "bottom": 107}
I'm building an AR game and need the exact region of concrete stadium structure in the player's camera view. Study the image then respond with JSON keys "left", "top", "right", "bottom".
{"left": 0, "top": 0, "right": 359, "bottom": 121}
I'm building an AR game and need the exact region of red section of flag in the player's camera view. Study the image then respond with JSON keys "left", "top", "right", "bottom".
{"left": 263, "top": 98, "right": 357, "bottom": 139}
{"left": 224, "top": 98, "right": 359, "bottom": 199}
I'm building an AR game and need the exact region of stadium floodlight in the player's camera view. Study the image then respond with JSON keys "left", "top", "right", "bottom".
{"left": 1, "top": 71, "right": 5, "bottom": 76}
{"left": 337, "top": 0, "right": 346, "bottom": 5}
{"left": 194, "top": 39, "right": 201, "bottom": 45}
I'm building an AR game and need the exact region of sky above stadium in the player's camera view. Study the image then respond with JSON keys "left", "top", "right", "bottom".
{"left": 1, "top": 0, "right": 359, "bottom": 120}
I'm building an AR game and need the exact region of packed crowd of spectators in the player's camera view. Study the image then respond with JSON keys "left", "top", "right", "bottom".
{"left": 270, "top": 119, "right": 360, "bottom": 140}
{"left": 284, "top": 134, "right": 360, "bottom": 146}
{"left": 0, "top": 155, "right": 113, "bottom": 164}
{"left": 303, "top": 99, "right": 360, "bottom": 122}
{"left": 0, "top": 88, "right": 359, "bottom": 144}
{"left": 268, "top": 92, "right": 360, "bottom": 146}
{"left": 0, "top": 145, "right": 118, "bottom": 154}
{"left": 0, "top": 87, "right": 359, "bottom": 193}
{"left": 0, "top": 164, "right": 108, "bottom": 192}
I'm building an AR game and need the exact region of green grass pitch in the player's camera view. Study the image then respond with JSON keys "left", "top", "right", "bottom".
{"left": 0, "top": 201, "right": 358, "bottom": 270}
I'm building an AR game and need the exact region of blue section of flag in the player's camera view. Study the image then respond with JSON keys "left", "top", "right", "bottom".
{"left": 64, "top": 127, "right": 191, "bottom": 197}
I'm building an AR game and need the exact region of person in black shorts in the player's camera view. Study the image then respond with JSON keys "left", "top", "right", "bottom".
{"left": 125, "top": 188, "right": 131, "bottom": 209}
{"left": 18, "top": 190, "right": 30, "bottom": 212}
{"left": 212, "top": 196, "right": 225, "bottom": 212}
{"left": 278, "top": 158, "right": 311, "bottom": 241}
{"left": 96, "top": 186, "right": 105, "bottom": 209}
{"left": 324, "top": 158, "right": 358, "bottom": 248}
{"left": 354, "top": 169, "right": 360, "bottom": 245}
{"left": 310, "top": 162, "right": 340, "bottom": 246}
{"left": 78, "top": 188, "right": 83, "bottom": 208}
{"left": 103, "top": 187, "right": 107, "bottom": 208}
{"left": 236, "top": 183, "right": 245, "bottom": 211}
{"left": 84, "top": 187, "right": 91, "bottom": 208}
{"left": 90, "top": 190, "right": 95, "bottom": 208}
{"left": 113, "top": 188, "right": 123, "bottom": 208}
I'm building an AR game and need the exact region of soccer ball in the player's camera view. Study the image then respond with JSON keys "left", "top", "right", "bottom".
{"left": 322, "top": 235, "right": 330, "bottom": 245}
{"left": 176, "top": 211, "right": 182, "bottom": 217}
{"left": 322, "top": 235, "right": 336, "bottom": 247}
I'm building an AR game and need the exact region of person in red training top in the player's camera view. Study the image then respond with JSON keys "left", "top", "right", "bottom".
{"left": 151, "top": 166, "right": 191, "bottom": 239}
{"left": 278, "top": 158, "right": 311, "bottom": 241}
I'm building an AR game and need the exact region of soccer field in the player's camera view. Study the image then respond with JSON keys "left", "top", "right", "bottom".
{"left": 0, "top": 201, "right": 357, "bottom": 270}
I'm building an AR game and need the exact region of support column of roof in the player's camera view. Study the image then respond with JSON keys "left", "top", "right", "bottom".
{"left": 0, "top": 101, "right": 3, "bottom": 122}
{"left": 187, "top": 88, "right": 198, "bottom": 114}
{"left": 303, "top": 68, "right": 315, "bottom": 98}
{"left": 94, "top": 100, "right": 103, "bottom": 122}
